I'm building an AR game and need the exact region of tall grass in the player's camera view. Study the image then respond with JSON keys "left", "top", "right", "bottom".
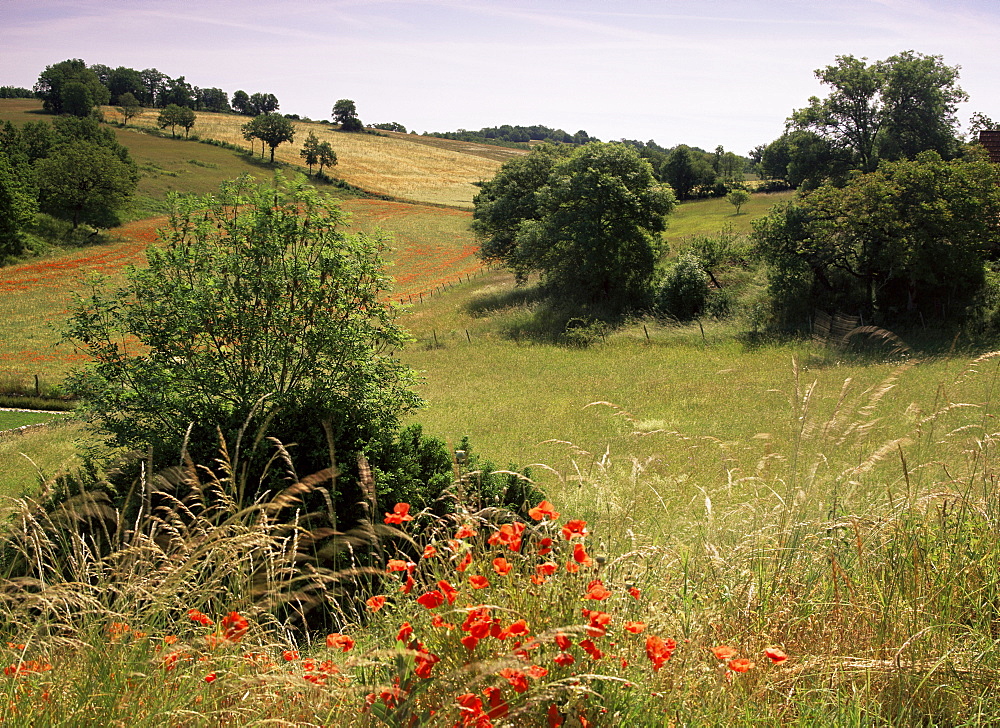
{"left": 3, "top": 353, "right": 1000, "bottom": 724}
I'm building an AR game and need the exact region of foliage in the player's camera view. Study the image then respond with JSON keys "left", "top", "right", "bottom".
{"left": 64, "top": 174, "right": 421, "bottom": 494}
{"left": 33, "top": 58, "right": 109, "bottom": 115}
{"left": 116, "top": 92, "right": 141, "bottom": 125}
{"left": 0, "top": 154, "right": 37, "bottom": 260}
{"left": 157, "top": 104, "right": 196, "bottom": 138}
{"left": 726, "top": 187, "right": 750, "bottom": 214}
{"left": 753, "top": 151, "right": 1000, "bottom": 327}
{"left": 242, "top": 113, "right": 295, "bottom": 162}
{"left": 316, "top": 140, "right": 337, "bottom": 176}
{"left": 0, "top": 86, "right": 34, "bottom": 99}
{"left": 299, "top": 131, "right": 320, "bottom": 173}
{"left": 659, "top": 144, "right": 716, "bottom": 200}
{"left": 373, "top": 122, "right": 407, "bottom": 133}
{"left": 332, "top": 99, "right": 363, "bottom": 132}
{"left": 656, "top": 252, "right": 711, "bottom": 321}
{"left": 788, "top": 51, "right": 966, "bottom": 180}
{"left": 472, "top": 144, "right": 570, "bottom": 273}
{"left": 427, "top": 124, "right": 597, "bottom": 147}
{"left": 476, "top": 142, "right": 676, "bottom": 315}
{"left": 34, "top": 140, "right": 138, "bottom": 230}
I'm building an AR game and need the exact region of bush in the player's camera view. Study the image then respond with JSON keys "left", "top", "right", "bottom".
{"left": 656, "top": 252, "right": 710, "bottom": 321}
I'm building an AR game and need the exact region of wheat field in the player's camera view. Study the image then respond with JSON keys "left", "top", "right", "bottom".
{"left": 103, "top": 107, "right": 519, "bottom": 208}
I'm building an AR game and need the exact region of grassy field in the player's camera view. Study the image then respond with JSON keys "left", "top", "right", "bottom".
{"left": 0, "top": 410, "right": 67, "bottom": 431}
{"left": 101, "top": 104, "right": 512, "bottom": 208}
{"left": 5, "top": 99, "right": 1000, "bottom": 723}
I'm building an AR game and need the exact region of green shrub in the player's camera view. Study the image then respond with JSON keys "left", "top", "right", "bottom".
{"left": 656, "top": 252, "right": 710, "bottom": 321}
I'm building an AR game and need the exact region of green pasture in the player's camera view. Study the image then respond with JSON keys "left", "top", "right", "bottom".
{"left": 0, "top": 409, "right": 67, "bottom": 431}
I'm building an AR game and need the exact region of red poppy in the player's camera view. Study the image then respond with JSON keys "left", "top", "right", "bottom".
{"left": 416, "top": 590, "right": 445, "bottom": 609}
{"left": 384, "top": 503, "right": 414, "bottom": 525}
{"left": 565, "top": 560, "right": 580, "bottom": 573}
{"left": 711, "top": 645, "right": 737, "bottom": 661}
{"left": 400, "top": 574, "right": 415, "bottom": 594}
{"left": 553, "top": 652, "right": 575, "bottom": 667}
{"left": 764, "top": 647, "right": 788, "bottom": 664}
{"left": 431, "top": 614, "right": 455, "bottom": 630}
{"left": 326, "top": 633, "right": 355, "bottom": 651}
{"left": 366, "top": 595, "right": 387, "bottom": 612}
{"left": 573, "top": 542, "right": 594, "bottom": 566}
{"left": 469, "top": 574, "right": 490, "bottom": 589}
{"left": 583, "top": 609, "right": 611, "bottom": 637}
{"left": 548, "top": 703, "right": 564, "bottom": 728}
{"left": 488, "top": 522, "right": 525, "bottom": 551}
{"left": 628, "top": 586, "right": 641, "bottom": 600}
{"left": 187, "top": 609, "right": 214, "bottom": 627}
{"left": 728, "top": 658, "right": 754, "bottom": 673}
{"left": 414, "top": 650, "right": 440, "bottom": 678}
{"left": 555, "top": 633, "right": 572, "bottom": 650}
{"left": 527, "top": 664, "right": 549, "bottom": 679}
{"left": 454, "top": 524, "right": 476, "bottom": 539}
{"left": 561, "top": 520, "right": 588, "bottom": 540}
{"left": 536, "top": 561, "right": 558, "bottom": 577}
{"left": 537, "top": 537, "right": 554, "bottom": 555}
{"left": 623, "top": 621, "right": 646, "bottom": 634}
{"left": 461, "top": 634, "right": 479, "bottom": 651}
{"left": 220, "top": 612, "right": 249, "bottom": 642}
{"left": 396, "top": 622, "right": 413, "bottom": 643}
{"left": 528, "top": 500, "right": 560, "bottom": 521}
{"left": 507, "top": 619, "right": 529, "bottom": 636}
{"left": 483, "top": 685, "right": 509, "bottom": 719}
{"left": 456, "top": 552, "right": 473, "bottom": 572}
{"left": 584, "top": 579, "right": 611, "bottom": 600}
{"left": 645, "top": 635, "right": 675, "bottom": 671}
{"left": 437, "top": 580, "right": 459, "bottom": 604}
{"left": 422, "top": 544, "right": 438, "bottom": 559}
{"left": 204, "top": 672, "right": 217, "bottom": 683}
{"left": 580, "top": 638, "right": 604, "bottom": 660}
{"left": 499, "top": 667, "right": 530, "bottom": 693}
{"left": 493, "top": 557, "right": 512, "bottom": 575}
{"left": 283, "top": 650, "right": 299, "bottom": 661}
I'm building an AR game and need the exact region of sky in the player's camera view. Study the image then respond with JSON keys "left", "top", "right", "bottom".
{"left": 3, "top": 0, "right": 999, "bottom": 155}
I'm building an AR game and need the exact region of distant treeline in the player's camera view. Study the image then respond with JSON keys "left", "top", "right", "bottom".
{"left": 425, "top": 125, "right": 599, "bottom": 147}
{"left": 0, "top": 86, "right": 34, "bottom": 99}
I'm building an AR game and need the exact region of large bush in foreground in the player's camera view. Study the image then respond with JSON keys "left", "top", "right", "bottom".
{"left": 65, "top": 173, "right": 420, "bottom": 499}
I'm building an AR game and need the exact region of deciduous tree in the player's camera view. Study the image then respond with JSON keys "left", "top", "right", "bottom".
{"left": 332, "top": 99, "right": 362, "bottom": 132}
{"left": 316, "top": 141, "right": 337, "bottom": 176}
{"left": 300, "top": 131, "right": 320, "bottom": 174}
{"left": 117, "top": 92, "right": 141, "bottom": 125}
{"left": 251, "top": 113, "right": 295, "bottom": 162}
{"left": 65, "top": 174, "right": 420, "bottom": 489}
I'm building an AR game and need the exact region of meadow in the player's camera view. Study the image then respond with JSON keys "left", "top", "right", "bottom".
{"left": 3, "top": 100, "right": 1000, "bottom": 725}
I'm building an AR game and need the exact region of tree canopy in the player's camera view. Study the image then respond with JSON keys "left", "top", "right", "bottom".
{"left": 753, "top": 151, "right": 1000, "bottom": 326}
{"left": 65, "top": 174, "right": 420, "bottom": 485}
{"left": 243, "top": 114, "right": 295, "bottom": 162}
{"left": 34, "top": 59, "right": 109, "bottom": 115}
{"left": 778, "top": 51, "right": 967, "bottom": 186}
{"left": 332, "top": 99, "right": 362, "bottom": 132}
{"left": 474, "top": 142, "right": 676, "bottom": 314}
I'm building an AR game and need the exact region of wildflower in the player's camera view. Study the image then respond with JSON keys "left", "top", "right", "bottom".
{"left": 417, "top": 590, "right": 445, "bottom": 609}
{"left": 163, "top": 635, "right": 179, "bottom": 646}
{"left": 711, "top": 645, "right": 737, "bottom": 661}
{"left": 583, "top": 610, "right": 611, "bottom": 637}
{"left": 645, "top": 635, "right": 676, "bottom": 671}
{"left": 283, "top": 650, "right": 299, "bottom": 661}
{"left": 483, "top": 685, "right": 509, "bottom": 719}
{"left": 565, "top": 560, "right": 580, "bottom": 573}
{"left": 499, "top": 667, "right": 530, "bottom": 693}
{"left": 220, "top": 612, "right": 249, "bottom": 642}
{"left": 384, "top": 503, "right": 414, "bottom": 525}
{"left": 488, "top": 522, "right": 525, "bottom": 551}
{"left": 553, "top": 652, "right": 575, "bottom": 667}
{"left": 469, "top": 574, "right": 490, "bottom": 589}
{"left": 573, "top": 542, "right": 594, "bottom": 566}
{"left": 529, "top": 500, "right": 560, "bottom": 521}
{"left": 461, "top": 635, "right": 479, "bottom": 651}
{"left": 414, "top": 650, "right": 440, "bottom": 678}
{"left": 764, "top": 647, "right": 788, "bottom": 664}
{"left": 187, "top": 609, "right": 213, "bottom": 627}
{"left": 623, "top": 621, "right": 646, "bottom": 634}
{"left": 493, "top": 557, "right": 512, "bottom": 575}
{"left": 204, "top": 672, "right": 217, "bottom": 683}
{"left": 729, "top": 658, "right": 754, "bottom": 672}
{"left": 396, "top": 622, "right": 414, "bottom": 643}
{"left": 561, "top": 519, "right": 588, "bottom": 540}
{"left": 456, "top": 693, "right": 486, "bottom": 725}
{"left": 536, "top": 561, "right": 558, "bottom": 577}
{"left": 527, "top": 664, "right": 548, "bottom": 678}
{"left": 555, "top": 633, "right": 572, "bottom": 650}
{"left": 580, "top": 639, "right": 604, "bottom": 660}
{"left": 454, "top": 524, "right": 476, "bottom": 539}
{"left": 548, "top": 704, "right": 564, "bottom": 727}
{"left": 422, "top": 544, "right": 438, "bottom": 559}
{"left": 456, "top": 551, "right": 473, "bottom": 572}
{"left": 366, "top": 595, "right": 387, "bottom": 612}
{"left": 432, "top": 614, "right": 455, "bottom": 629}
{"left": 6, "top": 643, "right": 25, "bottom": 651}
{"left": 628, "top": 586, "right": 641, "bottom": 600}
{"left": 507, "top": 619, "right": 530, "bottom": 637}
{"left": 438, "top": 580, "right": 459, "bottom": 604}
{"left": 537, "top": 537, "right": 554, "bottom": 555}
{"left": 326, "top": 633, "right": 355, "bottom": 651}
{"left": 584, "top": 579, "right": 611, "bottom": 600}
{"left": 4, "top": 660, "right": 52, "bottom": 677}
{"left": 386, "top": 558, "right": 412, "bottom": 572}
{"left": 401, "top": 574, "right": 415, "bottom": 594}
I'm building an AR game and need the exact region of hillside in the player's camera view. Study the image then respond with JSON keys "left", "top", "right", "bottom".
{"left": 101, "top": 105, "right": 520, "bottom": 207}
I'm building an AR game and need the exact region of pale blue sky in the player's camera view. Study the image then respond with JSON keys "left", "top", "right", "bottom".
{"left": 3, "top": 0, "right": 998, "bottom": 154}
